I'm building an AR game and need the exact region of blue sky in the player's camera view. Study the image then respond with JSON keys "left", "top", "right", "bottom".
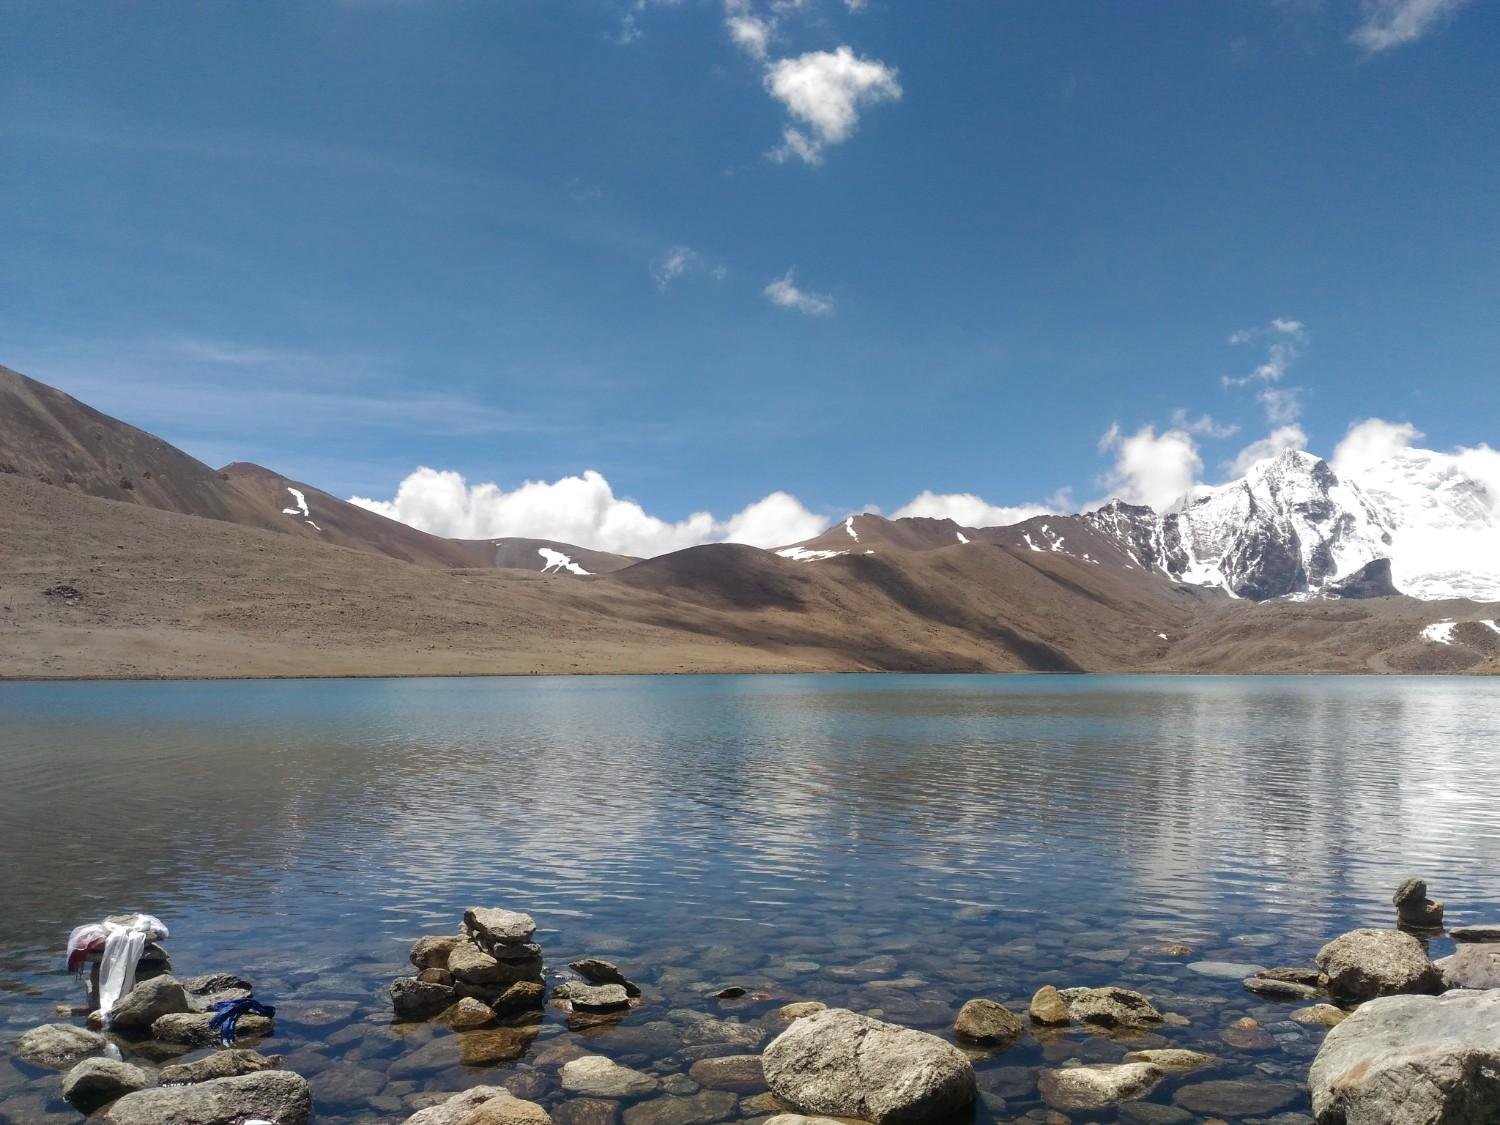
{"left": 4, "top": 0, "right": 1497, "bottom": 553}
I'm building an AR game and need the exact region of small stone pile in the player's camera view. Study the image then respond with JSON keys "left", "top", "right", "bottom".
{"left": 391, "top": 907, "right": 547, "bottom": 1026}
{"left": 553, "top": 957, "right": 641, "bottom": 1023}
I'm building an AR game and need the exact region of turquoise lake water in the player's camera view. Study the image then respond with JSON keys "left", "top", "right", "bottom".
{"left": 2, "top": 674, "right": 1499, "bottom": 1122}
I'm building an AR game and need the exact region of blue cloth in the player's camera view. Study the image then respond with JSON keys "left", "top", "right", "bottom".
{"left": 209, "top": 997, "right": 275, "bottom": 1046}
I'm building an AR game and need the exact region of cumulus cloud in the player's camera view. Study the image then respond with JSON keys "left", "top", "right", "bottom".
{"left": 1098, "top": 424, "right": 1204, "bottom": 510}
{"left": 349, "top": 468, "right": 823, "bottom": 557}
{"left": 1331, "top": 417, "right": 1425, "bottom": 477}
{"left": 764, "top": 269, "right": 835, "bottom": 315}
{"left": 726, "top": 10, "right": 772, "bottom": 58}
{"left": 1226, "top": 424, "right": 1309, "bottom": 476}
{"left": 1351, "top": 0, "right": 1469, "bottom": 51}
{"left": 891, "top": 491, "right": 1054, "bottom": 528}
{"left": 764, "top": 46, "right": 901, "bottom": 164}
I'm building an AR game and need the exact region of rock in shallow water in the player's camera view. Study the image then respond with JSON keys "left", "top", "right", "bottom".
{"left": 1122, "top": 1048, "right": 1214, "bottom": 1072}
{"left": 686, "top": 1053, "right": 764, "bottom": 1092}
{"left": 1038, "top": 1062, "right": 1163, "bottom": 1110}
{"left": 561, "top": 1056, "right": 660, "bottom": 1098}
{"left": 1448, "top": 924, "right": 1500, "bottom": 943}
{"left": 1435, "top": 943, "right": 1500, "bottom": 990}
{"left": 404, "top": 1085, "right": 550, "bottom": 1125}
{"left": 159, "top": 1048, "right": 280, "bottom": 1084}
{"left": 109, "top": 974, "right": 192, "bottom": 1034}
{"left": 95, "top": 1070, "right": 311, "bottom": 1125}
{"left": 60, "top": 1057, "right": 152, "bottom": 1114}
{"left": 953, "top": 999, "right": 1022, "bottom": 1049}
{"left": 761, "top": 1007, "right": 976, "bottom": 1124}
{"left": 621, "top": 1089, "right": 738, "bottom": 1125}
{"left": 1173, "top": 1078, "right": 1301, "bottom": 1117}
{"left": 1315, "top": 928, "right": 1442, "bottom": 1002}
{"left": 1243, "top": 975, "right": 1322, "bottom": 1001}
{"left": 1308, "top": 989, "right": 1500, "bottom": 1125}
{"left": 1291, "top": 1004, "right": 1348, "bottom": 1029}
{"left": 151, "top": 1010, "right": 273, "bottom": 1045}
{"left": 15, "top": 1023, "right": 108, "bottom": 1069}
{"left": 1055, "top": 986, "right": 1163, "bottom": 1029}
{"left": 392, "top": 976, "right": 457, "bottom": 1020}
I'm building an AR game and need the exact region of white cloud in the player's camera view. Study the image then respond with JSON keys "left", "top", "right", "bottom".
{"left": 1258, "top": 385, "right": 1303, "bottom": 425}
{"left": 1226, "top": 424, "right": 1309, "bottom": 476}
{"left": 349, "top": 467, "right": 823, "bottom": 557}
{"left": 650, "top": 245, "right": 723, "bottom": 289}
{"left": 1351, "top": 0, "right": 1469, "bottom": 51}
{"left": 891, "top": 490, "right": 1054, "bottom": 528}
{"left": 1170, "top": 410, "right": 1240, "bottom": 439}
{"left": 1098, "top": 424, "right": 1204, "bottom": 510}
{"left": 764, "top": 269, "right": 835, "bottom": 316}
{"left": 726, "top": 12, "right": 772, "bottom": 58}
{"left": 764, "top": 46, "right": 901, "bottom": 164}
{"left": 1331, "top": 417, "right": 1425, "bottom": 477}
{"left": 844, "top": 0, "right": 867, "bottom": 9}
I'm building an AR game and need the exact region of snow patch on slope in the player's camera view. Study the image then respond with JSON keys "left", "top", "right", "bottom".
{"left": 844, "top": 516, "right": 859, "bottom": 541}
{"left": 537, "top": 547, "right": 590, "bottom": 576}
{"left": 1421, "top": 621, "right": 1457, "bottom": 645}
{"left": 777, "top": 546, "right": 847, "bottom": 562}
{"left": 281, "top": 486, "right": 322, "bottom": 531}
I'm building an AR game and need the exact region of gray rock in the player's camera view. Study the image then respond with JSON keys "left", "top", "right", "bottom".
{"left": 1174, "top": 1078, "right": 1302, "bottom": 1117}
{"left": 495, "top": 980, "right": 547, "bottom": 1016}
{"left": 561, "top": 1056, "right": 661, "bottom": 1098}
{"left": 464, "top": 907, "right": 537, "bottom": 946}
{"left": 15, "top": 1023, "right": 109, "bottom": 1069}
{"left": 451, "top": 940, "right": 543, "bottom": 986}
{"left": 404, "top": 1085, "right": 550, "bottom": 1125}
{"left": 687, "top": 1054, "right": 764, "bottom": 1092}
{"left": 1291, "top": 1004, "right": 1349, "bottom": 1029}
{"left": 391, "top": 975, "right": 456, "bottom": 1020}
{"left": 1038, "top": 1062, "right": 1163, "bottom": 1111}
{"left": 1448, "top": 924, "right": 1500, "bottom": 943}
{"left": 159, "top": 1049, "right": 280, "bottom": 1084}
{"left": 1122, "top": 1049, "right": 1214, "bottom": 1072}
{"left": 409, "top": 934, "right": 461, "bottom": 969}
{"left": 1308, "top": 989, "right": 1500, "bottom": 1124}
{"left": 1435, "top": 945, "right": 1500, "bottom": 990}
{"left": 1243, "top": 976, "right": 1322, "bottom": 1001}
{"left": 556, "top": 982, "right": 631, "bottom": 1013}
{"left": 621, "top": 1090, "right": 738, "bottom": 1125}
{"left": 1315, "top": 928, "right": 1443, "bottom": 1002}
{"left": 151, "top": 1011, "right": 273, "bottom": 1045}
{"left": 180, "top": 973, "right": 253, "bottom": 996}
{"left": 570, "top": 958, "right": 642, "bottom": 997}
{"left": 1056, "top": 986, "right": 1163, "bottom": 1029}
{"left": 110, "top": 974, "right": 192, "bottom": 1034}
{"left": 1257, "top": 966, "right": 1323, "bottom": 986}
{"left": 761, "top": 1007, "right": 976, "bottom": 1124}
{"left": 95, "top": 1070, "right": 310, "bottom": 1125}
{"left": 1187, "top": 960, "right": 1266, "bottom": 979}
{"left": 60, "top": 1057, "right": 151, "bottom": 1114}
{"left": 953, "top": 999, "right": 1022, "bottom": 1049}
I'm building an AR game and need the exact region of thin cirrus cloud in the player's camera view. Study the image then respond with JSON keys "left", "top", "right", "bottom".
{"left": 764, "top": 269, "right": 834, "bottom": 315}
{"left": 651, "top": 245, "right": 726, "bottom": 290}
{"left": 1350, "top": 0, "right": 1470, "bottom": 51}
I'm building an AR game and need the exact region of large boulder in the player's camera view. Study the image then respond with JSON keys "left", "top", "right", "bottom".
{"left": 1435, "top": 944, "right": 1500, "bottom": 990}
{"left": 1038, "top": 1062, "right": 1163, "bottom": 1111}
{"left": 60, "top": 1057, "right": 152, "bottom": 1114}
{"left": 761, "top": 1007, "right": 976, "bottom": 1124}
{"left": 109, "top": 974, "right": 191, "bottom": 1034}
{"left": 95, "top": 1070, "right": 311, "bottom": 1125}
{"left": 1309, "top": 989, "right": 1500, "bottom": 1124}
{"left": 1315, "top": 928, "right": 1443, "bottom": 1002}
{"left": 15, "top": 1023, "right": 109, "bottom": 1069}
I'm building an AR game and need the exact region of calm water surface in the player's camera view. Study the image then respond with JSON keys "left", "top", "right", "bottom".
{"left": 2, "top": 675, "right": 1498, "bottom": 1122}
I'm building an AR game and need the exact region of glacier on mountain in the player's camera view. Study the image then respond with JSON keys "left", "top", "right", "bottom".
{"left": 1079, "top": 447, "right": 1500, "bottom": 602}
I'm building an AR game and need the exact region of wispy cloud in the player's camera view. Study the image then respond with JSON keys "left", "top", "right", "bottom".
{"left": 764, "top": 269, "right": 835, "bottom": 316}
{"left": 651, "top": 245, "right": 726, "bottom": 290}
{"left": 1351, "top": 0, "right": 1469, "bottom": 51}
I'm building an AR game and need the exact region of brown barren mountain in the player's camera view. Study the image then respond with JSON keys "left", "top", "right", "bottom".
{"left": 3, "top": 365, "right": 1498, "bottom": 679}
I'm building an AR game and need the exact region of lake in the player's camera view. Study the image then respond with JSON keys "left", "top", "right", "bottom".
{"left": 3, "top": 674, "right": 1499, "bottom": 1122}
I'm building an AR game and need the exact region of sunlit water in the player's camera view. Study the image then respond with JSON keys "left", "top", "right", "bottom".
{"left": 2, "top": 675, "right": 1498, "bottom": 1123}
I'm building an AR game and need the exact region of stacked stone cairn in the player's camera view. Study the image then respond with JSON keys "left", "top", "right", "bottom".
{"left": 1393, "top": 876, "right": 1445, "bottom": 930}
{"left": 554, "top": 957, "right": 640, "bottom": 1026}
{"left": 391, "top": 907, "right": 547, "bottom": 1027}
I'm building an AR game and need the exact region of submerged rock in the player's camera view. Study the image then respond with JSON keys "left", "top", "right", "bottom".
{"left": 1038, "top": 1062, "right": 1163, "bottom": 1110}
{"left": 1315, "top": 928, "right": 1442, "bottom": 1002}
{"left": 686, "top": 1054, "right": 764, "bottom": 1092}
{"left": 561, "top": 1056, "right": 660, "bottom": 1098}
{"left": 1448, "top": 924, "right": 1500, "bottom": 943}
{"left": 159, "top": 1048, "right": 281, "bottom": 1084}
{"left": 775, "top": 1001, "right": 827, "bottom": 1022}
{"left": 571, "top": 958, "right": 642, "bottom": 997}
{"left": 1291, "top": 1004, "right": 1349, "bottom": 1029}
{"left": 953, "top": 999, "right": 1022, "bottom": 1049}
{"left": 95, "top": 1070, "right": 310, "bottom": 1125}
{"left": 1243, "top": 975, "right": 1321, "bottom": 1001}
{"left": 1393, "top": 877, "right": 1444, "bottom": 930}
{"left": 15, "top": 1023, "right": 109, "bottom": 1069}
{"left": 60, "top": 1057, "right": 152, "bottom": 1114}
{"left": 1308, "top": 989, "right": 1500, "bottom": 1124}
{"left": 1173, "top": 1078, "right": 1301, "bottom": 1117}
{"left": 442, "top": 996, "right": 498, "bottom": 1030}
{"left": 555, "top": 981, "right": 631, "bottom": 1013}
{"left": 1122, "top": 1049, "right": 1214, "bottom": 1072}
{"left": 620, "top": 1089, "right": 738, "bottom": 1125}
{"left": 761, "top": 1007, "right": 976, "bottom": 1124}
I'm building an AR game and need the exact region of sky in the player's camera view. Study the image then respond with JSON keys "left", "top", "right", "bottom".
{"left": 3, "top": 0, "right": 1498, "bottom": 555}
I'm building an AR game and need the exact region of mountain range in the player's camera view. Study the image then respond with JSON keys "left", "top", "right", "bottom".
{"left": 3, "top": 363, "right": 1497, "bottom": 678}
